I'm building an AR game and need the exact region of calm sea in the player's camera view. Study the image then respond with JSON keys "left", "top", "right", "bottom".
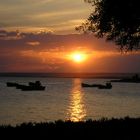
{"left": 0, "top": 76, "right": 140, "bottom": 125}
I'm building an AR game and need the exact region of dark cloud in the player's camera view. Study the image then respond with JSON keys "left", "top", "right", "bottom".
{"left": 0, "top": 30, "right": 24, "bottom": 40}
{"left": 0, "top": 30, "right": 115, "bottom": 51}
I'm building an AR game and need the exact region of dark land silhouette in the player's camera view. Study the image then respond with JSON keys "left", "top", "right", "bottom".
{"left": 110, "top": 74, "right": 140, "bottom": 83}
{"left": 0, "top": 72, "right": 139, "bottom": 79}
{"left": 0, "top": 117, "right": 140, "bottom": 139}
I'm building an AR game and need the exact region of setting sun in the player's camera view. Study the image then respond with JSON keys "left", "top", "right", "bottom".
{"left": 71, "top": 53, "right": 87, "bottom": 63}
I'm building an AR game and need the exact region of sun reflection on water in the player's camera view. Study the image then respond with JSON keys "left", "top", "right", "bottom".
{"left": 68, "top": 79, "right": 86, "bottom": 122}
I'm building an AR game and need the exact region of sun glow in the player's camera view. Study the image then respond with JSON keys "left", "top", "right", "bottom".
{"left": 71, "top": 53, "right": 87, "bottom": 63}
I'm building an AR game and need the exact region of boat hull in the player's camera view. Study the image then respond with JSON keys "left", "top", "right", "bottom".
{"left": 20, "top": 86, "right": 45, "bottom": 91}
{"left": 81, "top": 83, "right": 101, "bottom": 88}
{"left": 81, "top": 83, "right": 112, "bottom": 89}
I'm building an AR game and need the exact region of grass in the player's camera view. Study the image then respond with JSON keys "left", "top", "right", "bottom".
{"left": 0, "top": 117, "right": 140, "bottom": 139}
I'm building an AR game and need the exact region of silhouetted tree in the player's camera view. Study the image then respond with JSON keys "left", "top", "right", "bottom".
{"left": 76, "top": 0, "right": 140, "bottom": 51}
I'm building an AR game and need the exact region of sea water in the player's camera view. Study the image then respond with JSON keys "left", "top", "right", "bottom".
{"left": 0, "top": 77, "right": 140, "bottom": 125}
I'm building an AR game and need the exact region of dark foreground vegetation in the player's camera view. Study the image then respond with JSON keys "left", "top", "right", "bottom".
{"left": 0, "top": 117, "right": 140, "bottom": 139}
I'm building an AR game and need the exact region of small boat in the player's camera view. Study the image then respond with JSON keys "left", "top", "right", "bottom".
{"left": 20, "top": 81, "right": 45, "bottom": 91}
{"left": 6, "top": 82, "right": 18, "bottom": 87}
{"left": 81, "top": 82, "right": 112, "bottom": 89}
{"left": 7, "top": 81, "right": 45, "bottom": 91}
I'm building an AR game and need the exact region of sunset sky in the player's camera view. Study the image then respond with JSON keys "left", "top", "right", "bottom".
{"left": 0, "top": 0, "right": 91, "bottom": 34}
{"left": 0, "top": 0, "right": 140, "bottom": 73}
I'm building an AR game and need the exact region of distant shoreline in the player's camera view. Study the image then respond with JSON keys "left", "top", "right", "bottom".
{"left": 0, "top": 72, "right": 139, "bottom": 79}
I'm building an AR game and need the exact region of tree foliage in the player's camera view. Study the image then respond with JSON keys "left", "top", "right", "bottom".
{"left": 76, "top": 0, "right": 140, "bottom": 51}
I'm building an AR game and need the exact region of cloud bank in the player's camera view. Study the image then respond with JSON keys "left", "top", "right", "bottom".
{"left": 0, "top": 30, "right": 140, "bottom": 73}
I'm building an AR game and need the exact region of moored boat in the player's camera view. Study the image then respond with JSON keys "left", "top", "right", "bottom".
{"left": 7, "top": 81, "right": 45, "bottom": 91}
{"left": 20, "top": 81, "right": 45, "bottom": 91}
{"left": 81, "top": 82, "right": 112, "bottom": 89}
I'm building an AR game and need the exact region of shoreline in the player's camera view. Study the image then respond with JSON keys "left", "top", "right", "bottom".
{"left": 0, "top": 72, "right": 139, "bottom": 79}
{"left": 0, "top": 117, "right": 140, "bottom": 139}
